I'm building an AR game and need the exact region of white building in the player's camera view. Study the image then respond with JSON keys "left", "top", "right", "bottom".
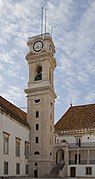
{"left": 0, "top": 96, "right": 29, "bottom": 177}
{"left": 0, "top": 33, "right": 95, "bottom": 178}
{"left": 55, "top": 104, "right": 95, "bottom": 178}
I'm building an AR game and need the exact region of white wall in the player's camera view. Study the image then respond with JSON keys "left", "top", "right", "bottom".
{"left": 57, "top": 133, "right": 95, "bottom": 144}
{"left": 68, "top": 165, "right": 95, "bottom": 177}
{"left": 58, "top": 135, "right": 76, "bottom": 143}
{"left": 0, "top": 111, "right": 29, "bottom": 176}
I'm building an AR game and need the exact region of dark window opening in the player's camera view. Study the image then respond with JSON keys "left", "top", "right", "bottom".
{"left": 35, "top": 66, "right": 42, "bottom": 81}
{"left": 75, "top": 154, "right": 77, "bottom": 164}
{"left": 79, "top": 138, "right": 81, "bottom": 147}
{"left": 16, "top": 163, "right": 20, "bottom": 175}
{"left": 36, "top": 111, "right": 39, "bottom": 118}
{"left": 34, "top": 151, "right": 40, "bottom": 155}
{"left": 36, "top": 124, "right": 39, "bottom": 130}
{"left": 34, "top": 169, "right": 38, "bottom": 178}
{"left": 86, "top": 167, "right": 92, "bottom": 175}
{"left": 26, "top": 165, "right": 28, "bottom": 175}
{"left": 36, "top": 137, "right": 39, "bottom": 143}
{"left": 4, "top": 162, "right": 8, "bottom": 175}
{"left": 35, "top": 99, "right": 40, "bottom": 103}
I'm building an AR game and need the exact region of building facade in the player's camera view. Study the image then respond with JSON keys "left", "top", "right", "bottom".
{"left": 0, "top": 96, "right": 29, "bottom": 177}
{"left": 55, "top": 104, "right": 95, "bottom": 178}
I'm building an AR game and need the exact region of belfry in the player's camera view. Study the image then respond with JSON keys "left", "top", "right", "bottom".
{"left": 25, "top": 33, "right": 56, "bottom": 177}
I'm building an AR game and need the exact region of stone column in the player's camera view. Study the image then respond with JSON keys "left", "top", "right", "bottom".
{"left": 77, "top": 150, "right": 79, "bottom": 164}
{"left": 64, "top": 144, "right": 69, "bottom": 177}
{"left": 87, "top": 149, "right": 89, "bottom": 164}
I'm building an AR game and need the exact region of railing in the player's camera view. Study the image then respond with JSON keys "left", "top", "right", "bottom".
{"left": 28, "top": 33, "right": 51, "bottom": 41}
{"left": 69, "top": 160, "right": 95, "bottom": 165}
{"left": 69, "top": 160, "right": 87, "bottom": 165}
{"left": 69, "top": 142, "right": 95, "bottom": 148}
{"left": 54, "top": 142, "right": 67, "bottom": 147}
{"left": 89, "top": 160, "right": 95, "bottom": 164}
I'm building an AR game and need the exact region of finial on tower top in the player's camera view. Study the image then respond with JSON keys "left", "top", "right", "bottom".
{"left": 70, "top": 99, "right": 73, "bottom": 107}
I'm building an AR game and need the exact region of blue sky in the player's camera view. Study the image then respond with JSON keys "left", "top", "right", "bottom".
{"left": 0, "top": 0, "right": 95, "bottom": 123}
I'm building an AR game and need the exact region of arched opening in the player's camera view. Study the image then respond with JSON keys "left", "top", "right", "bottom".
{"left": 56, "top": 149, "right": 64, "bottom": 164}
{"left": 35, "top": 65, "right": 42, "bottom": 81}
{"left": 34, "top": 151, "right": 40, "bottom": 155}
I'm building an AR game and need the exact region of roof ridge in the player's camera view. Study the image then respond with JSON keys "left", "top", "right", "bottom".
{"left": 0, "top": 96, "right": 29, "bottom": 128}
{"left": 0, "top": 96, "right": 26, "bottom": 114}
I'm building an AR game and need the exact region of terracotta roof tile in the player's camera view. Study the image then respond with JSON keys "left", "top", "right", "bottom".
{"left": 55, "top": 104, "right": 95, "bottom": 132}
{"left": 0, "top": 96, "right": 29, "bottom": 128}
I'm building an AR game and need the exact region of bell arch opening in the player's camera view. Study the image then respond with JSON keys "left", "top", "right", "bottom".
{"left": 35, "top": 65, "right": 42, "bottom": 81}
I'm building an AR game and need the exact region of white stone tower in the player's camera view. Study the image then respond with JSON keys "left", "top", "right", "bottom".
{"left": 25, "top": 33, "right": 56, "bottom": 177}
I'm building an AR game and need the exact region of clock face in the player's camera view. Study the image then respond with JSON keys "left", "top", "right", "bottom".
{"left": 33, "top": 41, "right": 43, "bottom": 52}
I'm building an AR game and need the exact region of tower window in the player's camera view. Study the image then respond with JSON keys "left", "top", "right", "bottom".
{"left": 36, "top": 137, "right": 39, "bottom": 143}
{"left": 35, "top": 99, "right": 40, "bottom": 103}
{"left": 36, "top": 111, "right": 39, "bottom": 118}
{"left": 35, "top": 65, "right": 42, "bottom": 81}
{"left": 36, "top": 124, "right": 39, "bottom": 130}
{"left": 51, "top": 102, "right": 52, "bottom": 106}
{"left": 50, "top": 113, "right": 52, "bottom": 120}
{"left": 34, "top": 151, "right": 40, "bottom": 155}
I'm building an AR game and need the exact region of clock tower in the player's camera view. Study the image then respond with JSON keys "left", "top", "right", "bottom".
{"left": 25, "top": 33, "right": 56, "bottom": 177}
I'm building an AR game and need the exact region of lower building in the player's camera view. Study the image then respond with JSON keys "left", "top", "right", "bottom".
{"left": 0, "top": 96, "right": 29, "bottom": 177}
{"left": 54, "top": 104, "right": 95, "bottom": 178}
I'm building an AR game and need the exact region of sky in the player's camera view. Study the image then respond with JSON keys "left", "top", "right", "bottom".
{"left": 0, "top": 0, "right": 95, "bottom": 123}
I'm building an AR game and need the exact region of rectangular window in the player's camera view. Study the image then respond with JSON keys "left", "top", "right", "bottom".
{"left": 36, "top": 137, "right": 39, "bottom": 143}
{"left": 25, "top": 142, "right": 29, "bottom": 159}
{"left": 86, "top": 167, "right": 92, "bottom": 175}
{"left": 36, "top": 111, "right": 39, "bottom": 118}
{"left": 15, "top": 138, "right": 20, "bottom": 157}
{"left": 3, "top": 133, "right": 9, "bottom": 154}
{"left": 36, "top": 124, "right": 39, "bottom": 130}
{"left": 50, "top": 113, "right": 52, "bottom": 120}
{"left": 16, "top": 163, "right": 20, "bottom": 175}
{"left": 4, "top": 162, "right": 8, "bottom": 175}
{"left": 25, "top": 165, "right": 28, "bottom": 175}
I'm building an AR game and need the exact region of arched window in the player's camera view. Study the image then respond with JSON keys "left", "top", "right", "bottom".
{"left": 35, "top": 65, "right": 42, "bottom": 81}
{"left": 34, "top": 151, "right": 40, "bottom": 155}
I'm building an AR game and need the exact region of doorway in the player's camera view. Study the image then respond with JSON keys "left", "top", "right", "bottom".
{"left": 56, "top": 149, "right": 64, "bottom": 164}
{"left": 34, "top": 169, "right": 38, "bottom": 178}
{"left": 70, "top": 167, "right": 76, "bottom": 177}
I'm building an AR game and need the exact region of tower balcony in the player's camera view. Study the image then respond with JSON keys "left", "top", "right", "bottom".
{"left": 28, "top": 33, "right": 52, "bottom": 43}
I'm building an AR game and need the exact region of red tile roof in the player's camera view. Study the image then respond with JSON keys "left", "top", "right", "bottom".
{"left": 55, "top": 104, "right": 95, "bottom": 132}
{"left": 0, "top": 96, "right": 29, "bottom": 128}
